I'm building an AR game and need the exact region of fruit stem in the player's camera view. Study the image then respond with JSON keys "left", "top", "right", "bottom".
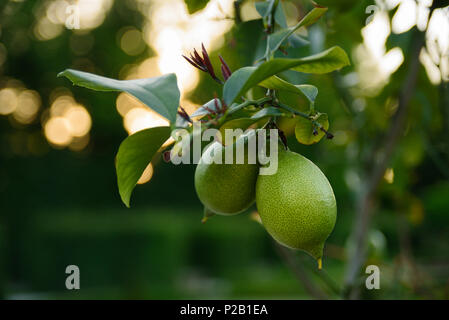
{"left": 266, "top": 120, "right": 288, "bottom": 150}
{"left": 309, "top": 101, "right": 315, "bottom": 114}
{"left": 217, "top": 97, "right": 273, "bottom": 126}
{"left": 276, "top": 102, "right": 310, "bottom": 120}
{"left": 202, "top": 207, "right": 216, "bottom": 224}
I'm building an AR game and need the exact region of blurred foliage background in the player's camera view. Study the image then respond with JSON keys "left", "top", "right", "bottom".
{"left": 0, "top": 0, "right": 448, "bottom": 299}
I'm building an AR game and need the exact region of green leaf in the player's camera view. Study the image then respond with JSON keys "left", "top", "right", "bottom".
{"left": 295, "top": 113, "right": 329, "bottom": 145}
{"left": 58, "top": 69, "right": 180, "bottom": 123}
{"left": 255, "top": 0, "right": 287, "bottom": 28}
{"left": 259, "top": 76, "right": 318, "bottom": 103}
{"left": 190, "top": 99, "right": 222, "bottom": 118}
{"left": 223, "top": 46, "right": 350, "bottom": 105}
{"left": 227, "top": 19, "right": 267, "bottom": 67}
{"left": 288, "top": 34, "right": 310, "bottom": 48}
{"left": 184, "top": 0, "right": 210, "bottom": 14}
{"left": 223, "top": 66, "right": 255, "bottom": 105}
{"left": 226, "top": 102, "right": 244, "bottom": 114}
{"left": 255, "top": 0, "right": 276, "bottom": 18}
{"left": 218, "top": 118, "right": 257, "bottom": 145}
{"left": 267, "top": 6, "right": 328, "bottom": 55}
{"left": 116, "top": 126, "right": 171, "bottom": 207}
{"left": 251, "top": 106, "right": 285, "bottom": 119}
{"left": 267, "top": 29, "right": 290, "bottom": 53}
{"left": 175, "top": 113, "right": 191, "bottom": 128}
{"left": 219, "top": 118, "right": 256, "bottom": 133}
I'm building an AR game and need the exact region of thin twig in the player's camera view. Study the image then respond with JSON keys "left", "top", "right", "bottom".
{"left": 274, "top": 242, "right": 329, "bottom": 299}
{"left": 299, "top": 254, "right": 342, "bottom": 297}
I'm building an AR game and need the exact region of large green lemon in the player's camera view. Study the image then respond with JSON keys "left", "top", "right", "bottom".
{"left": 194, "top": 134, "right": 259, "bottom": 215}
{"left": 256, "top": 148, "right": 336, "bottom": 264}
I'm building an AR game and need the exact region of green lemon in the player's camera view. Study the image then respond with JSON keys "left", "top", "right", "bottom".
{"left": 194, "top": 134, "right": 259, "bottom": 215}
{"left": 256, "top": 148, "right": 336, "bottom": 266}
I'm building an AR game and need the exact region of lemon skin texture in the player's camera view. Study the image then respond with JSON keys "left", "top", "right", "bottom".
{"left": 256, "top": 149, "right": 337, "bottom": 260}
{"left": 194, "top": 139, "right": 259, "bottom": 215}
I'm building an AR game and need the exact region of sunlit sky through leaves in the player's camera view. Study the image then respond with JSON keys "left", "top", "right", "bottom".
{"left": 1, "top": 0, "right": 448, "bottom": 160}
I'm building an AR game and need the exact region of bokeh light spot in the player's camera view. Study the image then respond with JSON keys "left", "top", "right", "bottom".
{"left": 13, "top": 90, "right": 41, "bottom": 124}
{"left": 0, "top": 88, "right": 19, "bottom": 115}
{"left": 44, "top": 117, "right": 72, "bottom": 146}
{"left": 124, "top": 107, "right": 169, "bottom": 135}
{"left": 64, "top": 105, "right": 92, "bottom": 137}
{"left": 120, "top": 27, "right": 145, "bottom": 56}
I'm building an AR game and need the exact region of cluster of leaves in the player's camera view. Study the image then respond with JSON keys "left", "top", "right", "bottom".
{"left": 58, "top": 0, "right": 350, "bottom": 208}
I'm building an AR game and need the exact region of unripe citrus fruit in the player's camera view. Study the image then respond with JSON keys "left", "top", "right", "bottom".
{"left": 194, "top": 134, "right": 259, "bottom": 215}
{"left": 256, "top": 148, "right": 336, "bottom": 266}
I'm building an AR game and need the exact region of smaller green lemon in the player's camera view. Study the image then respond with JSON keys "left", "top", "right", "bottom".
{"left": 194, "top": 134, "right": 259, "bottom": 215}
{"left": 256, "top": 148, "right": 337, "bottom": 265}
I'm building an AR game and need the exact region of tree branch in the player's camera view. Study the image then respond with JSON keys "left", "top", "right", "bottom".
{"left": 343, "top": 27, "right": 426, "bottom": 299}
